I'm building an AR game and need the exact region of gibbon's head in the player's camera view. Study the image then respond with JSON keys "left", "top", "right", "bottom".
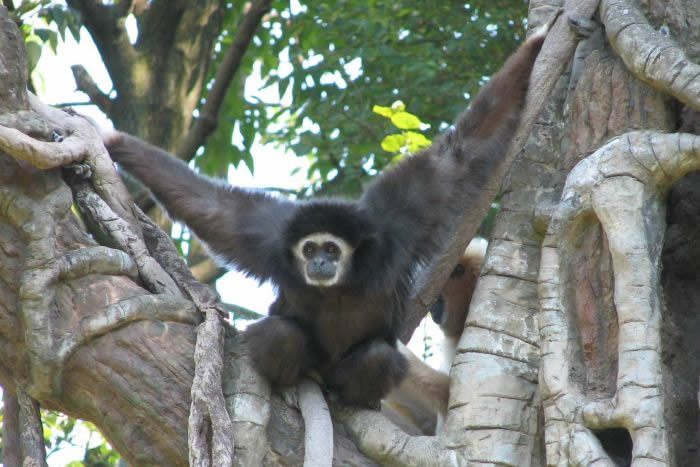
{"left": 285, "top": 200, "right": 374, "bottom": 288}
{"left": 430, "top": 238, "right": 487, "bottom": 337}
{"left": 292, "top": 232, "right": 353, "bottom": 287}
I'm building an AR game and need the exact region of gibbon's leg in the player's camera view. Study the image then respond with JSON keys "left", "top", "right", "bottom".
{"left": 322, "top": 337, "right": 408, "bottom": 407}
{"left": 382, "top": 342, "right": 450, "bottom": 435}
{"left": 244, "top": 316, "right": 317, "bottom": 387}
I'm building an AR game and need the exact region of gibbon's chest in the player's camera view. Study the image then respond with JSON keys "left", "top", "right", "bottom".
{"left": 312, "top": 293, "right": 390, "bottom": 361}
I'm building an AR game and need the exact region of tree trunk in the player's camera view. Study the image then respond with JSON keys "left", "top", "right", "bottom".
{"left": 0, "top": 1, "right": 699, "bottom": 466}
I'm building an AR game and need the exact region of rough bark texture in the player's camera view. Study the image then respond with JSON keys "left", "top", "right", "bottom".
{"left": 0, "top": 0, "right": 699, "bottom": 465}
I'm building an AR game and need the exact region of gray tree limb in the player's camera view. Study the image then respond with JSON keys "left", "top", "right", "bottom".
{"left": 601, "top": 0, "right": 700, "bottom": 110}
{"left": 298, "top": 378, "right": 333, "bottom": 467}
{"left": 540, "top": 131, "right": 700, "bottom": 465}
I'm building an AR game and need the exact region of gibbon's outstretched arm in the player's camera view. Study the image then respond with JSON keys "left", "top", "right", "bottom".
{"left": 104, "top": 133, "right": 295, "bottom": 281}
{"left": 361, "top": 28, "right": 546, "bottom": 270}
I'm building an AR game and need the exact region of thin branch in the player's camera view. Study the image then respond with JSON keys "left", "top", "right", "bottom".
{"left": 71, "top": 180, "right": 183, "bottom": 296}
{"left": 298, "top": 378, "right": 333, "bottom": 467}
{"left": 70, "top": 64, "right": 113, "bottom": 114}
{"left": 601, "top": 0, "right": 700, "bottom": 110}
{"left": 178, "top": 0, "right": 272, "bottom": 159}
{"left": 188, "top": 308, "right": 234, "bottom": 467}
{"left": 54, "top": 101, "right": 96, "bottom": 108}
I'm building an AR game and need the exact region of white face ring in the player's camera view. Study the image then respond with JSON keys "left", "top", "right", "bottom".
{"left": 292, "top": 232, "right": 353, "bottom": 287}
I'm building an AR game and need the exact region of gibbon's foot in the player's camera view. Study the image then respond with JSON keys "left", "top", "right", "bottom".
{"left": 322, "top": 338, "right": 408, "bottom": 408}
{"left": 63, "top": 162, "right": 92, "bottom": 179}
{"left": 244, "top": 316, "right": 317, "bottom": 388}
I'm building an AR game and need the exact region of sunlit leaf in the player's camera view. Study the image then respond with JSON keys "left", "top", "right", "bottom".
{"left": 390, "top": 111, "right": 422, "bottom": 130}
{"left": 372, "top": 104, "right": 394, "bottom": 118}
{"left": 25, "top": 41, "right": 43, "bottom": 72}
{"left": 381, "top": 134, "right": 405, "bottom": 153}
{"left": 404, "top": 131, "right": 432, "bottom": 152}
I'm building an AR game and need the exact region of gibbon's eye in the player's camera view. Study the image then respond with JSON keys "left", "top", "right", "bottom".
{"left": 302, "top": 242, "right": 317, "bottom": 258}
{"left": 323, "top": 242, "right": 340, "bottom": 257}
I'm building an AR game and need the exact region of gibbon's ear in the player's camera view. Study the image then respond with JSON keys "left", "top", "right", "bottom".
{"left": 381, "top": 341, "right": 449, "bottom": 436}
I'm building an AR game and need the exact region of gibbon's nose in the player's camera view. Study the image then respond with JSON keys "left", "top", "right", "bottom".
{"left": 307, "top": 257, "right": 336, "bottom": 280}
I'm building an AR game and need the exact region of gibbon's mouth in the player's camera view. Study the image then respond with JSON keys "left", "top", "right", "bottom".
{"left": 306, "top": 267, "right": 339, "bottom": 287}
{"left": 306, "top": 276, "right": 339, "bottom": 287}
{"left": 307, "top": 260, "right": 336, "bottom": 280}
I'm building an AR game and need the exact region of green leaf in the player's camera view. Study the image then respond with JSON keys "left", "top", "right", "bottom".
{"left": 381, "top": 134, "right": 405, "bottom": 153}
{"left": 48, "top": 6, "right": 67, "bottom": 41}
{"left": 241, "top": 150, "right": 255, "bottom": 174}
{"left": 390, "top": 111, "right": 421, "bottom": 130}
{"left": 372, "top": 104, "right": 394, "bottom": 118}
{"left": 25, "top": 41, "right": 43, "bottom": 72}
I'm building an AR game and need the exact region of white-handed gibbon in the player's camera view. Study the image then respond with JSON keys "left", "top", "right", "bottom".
{"left": 382, "top": 239, "right": 486, "bottom": 435}
{"left": 431, "top": 238, "right": 487, "bottom": 373}
{"left": 102, "top": 28, "right": 547, "bottom": 408}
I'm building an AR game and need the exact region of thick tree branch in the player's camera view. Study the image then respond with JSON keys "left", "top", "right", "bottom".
{"left": 58, "top": 294, "right": 199, "bottom": 362}
{"left": 139, "top": 0, "right": 187, "bottom": 53}
{"left": 601, "top": 0, "right": 700, "bottom": 111}
{"left": 58, "top": 245, "right": 138, "bottom": 280}
{"left": 0, "top": 122, "right": 88, "bottom": 168}
{"left": 540, "top": 130, "right": 700, "bottom": 465}
{"left": 335, "top": 406, "right": 455, "bottom": 466}
{"left": 178, "top": 0, "right": 272, "bottom": 159}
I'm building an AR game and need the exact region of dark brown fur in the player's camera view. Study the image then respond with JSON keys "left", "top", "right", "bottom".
{"left": 104, "top": 32, "right": 545, "bottom": 406}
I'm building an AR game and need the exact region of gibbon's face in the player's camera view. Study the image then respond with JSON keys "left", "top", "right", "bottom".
{"left": 292, "top": 232, "right": 353, "bottom": 287}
